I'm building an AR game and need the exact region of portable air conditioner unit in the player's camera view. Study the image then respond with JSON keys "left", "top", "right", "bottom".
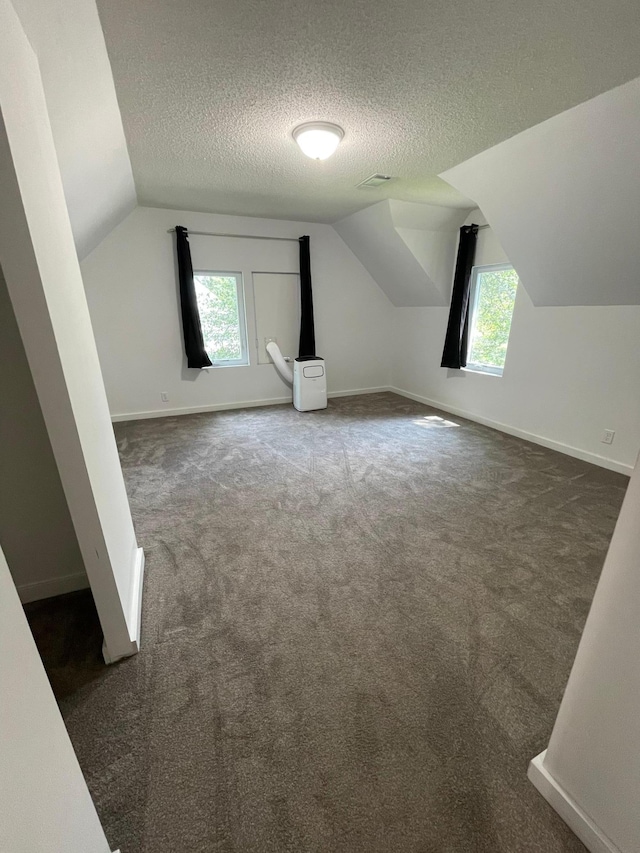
{"left": 293, "top": 357, "right": 327, "bottom": 412}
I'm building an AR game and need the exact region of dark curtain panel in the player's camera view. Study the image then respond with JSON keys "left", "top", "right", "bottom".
{"left": 175, "top": 226, "right": 212, "bottom": 369}
{"left": 298, "top": 235, "right": 316, "bottom": 358}
{"left": 440, "top": 224, "right": 479, "bottom": 369}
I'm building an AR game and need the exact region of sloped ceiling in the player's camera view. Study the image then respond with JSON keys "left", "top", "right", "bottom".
{"left": 9, "top": 0, "right": 136, "bottom": 259}
{"left": 334, "top": 201, "right": 468, "bottom": 307}
{"left": 441, "top": 75, "right": 640, "bottom": 307}
{"left": 96, "top": 0, "right": 640, "bottom": 224}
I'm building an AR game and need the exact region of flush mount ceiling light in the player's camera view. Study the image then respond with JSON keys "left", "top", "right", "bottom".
{"left": 293, "top": 122, "right": 344, "bottom": 160}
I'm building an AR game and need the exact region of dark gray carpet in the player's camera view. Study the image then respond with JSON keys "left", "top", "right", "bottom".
{"left": 26, "top": 392, "right": 628, "bottom": 853}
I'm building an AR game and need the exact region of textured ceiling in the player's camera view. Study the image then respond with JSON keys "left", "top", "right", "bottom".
{"left": 97, "top": 0, "right": 640, "bottom": 222}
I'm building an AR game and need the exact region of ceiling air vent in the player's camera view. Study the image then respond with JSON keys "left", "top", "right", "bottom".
{"left": 357, "top": 173, "right": 392, "bottom": 189}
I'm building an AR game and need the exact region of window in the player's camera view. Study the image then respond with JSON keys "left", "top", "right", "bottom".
{"left": 193, "top": 271, "right": 248, "bottom": 366}
{"left": 466, "top": 263, "right": 518, "bottom": 376}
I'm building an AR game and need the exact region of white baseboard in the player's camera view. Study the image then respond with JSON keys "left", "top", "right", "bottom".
{"left": 329, "top": 386, "right": 390, "bottom": 399}
{"left": 111, "top": 395, "right": 292, "bottom": 421}
{"left": 128, "top": 547, "right": 145, "bottom": 651}
{"left": 103, "top": 547, "right": 145, "bottom": 664}
{"left": 110, "top": 387, "right": 392, "bottom": 422}
{"left": 17, "top": 571, "right": 89, "bottom": 604}
{"left": 528, "top": 752, "right": 621, "bottom": 853}
{"left": 389, "top": 387, "right": 633, "bottom": 476}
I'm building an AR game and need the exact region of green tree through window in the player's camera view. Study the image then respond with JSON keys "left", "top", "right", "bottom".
{"left": 194, "top": 274, "right": 244, "bottom": 362}
{"left": 467, "top": 267, "right": 518, "bottom": 372}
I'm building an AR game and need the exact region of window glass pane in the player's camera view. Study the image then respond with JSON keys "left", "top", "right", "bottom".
{"left": 467, "top": 267, "right": 518, "bottom": 371}
{"left": 194, "top": 274, "right": 242, "bottom": 362}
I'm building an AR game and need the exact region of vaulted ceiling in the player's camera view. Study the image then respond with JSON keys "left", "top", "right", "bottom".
{"left": 10, "top": 0, "right": 136, "bottom": 259}
{"left": 97, "top": 0, "right": 640, "bottom": 223}
{"left": 335, "top": 201, "right": 468, "bottom": 307}
{"left": 442, "top": 76, "right": 640, "bottom": 306}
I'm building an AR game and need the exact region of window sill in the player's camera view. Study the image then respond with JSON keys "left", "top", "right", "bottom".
{"left": 462, "top": 366, "right": 503, "bottom": 378}
{"left": 201, "top": 362, "right": 250, "bottom": 370}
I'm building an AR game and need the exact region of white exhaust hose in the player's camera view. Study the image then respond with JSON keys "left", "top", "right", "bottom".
{"left": 266, "top": 341, "right": 293, "bottom": 385}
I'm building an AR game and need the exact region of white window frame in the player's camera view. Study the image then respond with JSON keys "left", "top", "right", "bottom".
{"left": 465, "top": 262, "right": 517, "bottom": 378}
{"left": 194, "top": 270, "right": 249, "bottom": 368}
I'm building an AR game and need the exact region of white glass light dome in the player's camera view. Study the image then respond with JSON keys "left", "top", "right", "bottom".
{"left": 293, "top": 122, "right": 344, "bottom": 160}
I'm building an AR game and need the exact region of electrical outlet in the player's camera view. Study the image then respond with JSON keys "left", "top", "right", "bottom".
{"left": 265, "top": 337, "right": 277, "bottom": 347}
{"left": 601, "top": 429, "right": 615, "bottom": 445}
{"left": 160, "top": 392, "right": 169, "bottom": 403}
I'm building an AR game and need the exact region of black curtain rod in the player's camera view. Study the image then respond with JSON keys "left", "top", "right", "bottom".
{"left": 167, "top": 228, "right": 299, "bottom": 243}
{"left": 167, "top": 225, "right": 489, "bottom": 239}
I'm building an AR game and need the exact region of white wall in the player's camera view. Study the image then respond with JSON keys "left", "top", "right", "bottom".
{"left": 0, "top": 0, "right": 140, "bottom": 660}
{"left": 9, "top": 0, "right": 136, "bottom": 259}
{"left": 440, "top": 75, "right": 640, "bottom": 307}
{"left": 0, "top": 265, "right": 87, "bottom": 601}
{"left": 334, "top": 200, "right": 469, "bottom": 307}
{"left": 81, "top": 202, "right": 640, "bottom": 473}
{"left": 392, "top": 211, "right": 640, "bottom": 473}
{"left": 253, "top": 272, "right": 300, "bottom": 365}
{"left": 530, "top": 452, "right": 640, "bottom": 853}
{"left": 81, "top": 206, "right": 393, "bottom": 420}
{"left": 0, "top": 545, "right": 111, "bottom": 853}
